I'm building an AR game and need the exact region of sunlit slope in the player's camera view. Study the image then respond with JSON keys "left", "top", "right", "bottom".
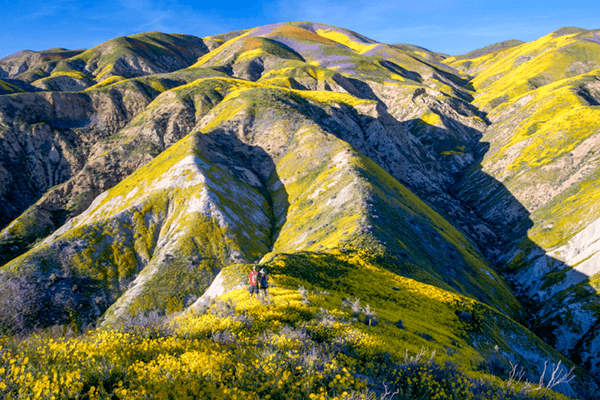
{"left": 4, "top": 21, "right": 600, "bottom": 397}
{"left": 447, "top": 27, "right": 600, "bottom": 381}
{"left": 157, "top": 76, "right": 522, "bottom": 318}
{"left": 0, "top": 42, "right": 224, "bottom": 244}
{"left": 192, "top": 78, "right": 519, "bottom": 317}
{"left": 444, "top": 28, "right": 600, "bottom": 111}
{"left": 1, "top": 22, "right": 497, "bottom": 265}
{"left": 1, "top": 271, "right": 593, "bottom": 399}
{"left": 8, "top": 32, "right": 210, "bottom": 91}
{"left": 500, "top": 193, "right": 600, "bottom": 380}
{"left": 1, "top": 75, "right": 522, "bottom": 331}
{"left": 181, "top": 253, "right": 588, "bottom": 399}
{"left": 187, "top": 22, "right": 500, "bottom": 248}
{"left": 0, "top": 22, "right": 522, "bottom": 333}
{"left": 454, "top": 72, "right": 600, "bottom": 234}
{"left": 0, "top": 67, "right": 232, "bottom": 265}
{"left": 0, "top": 48, "right": 84, "bottom": 81}
{"left": 1, "top": 129, "right": 273, "bottom": 328}
{"left": 446, "top": 39, "right": 524, "bottom": 73}
{"left": 192, "top": 22, "right": 468, "bottom": 96}
{"left": 496, "top": 211, "right": 600, "bottom": 380}
{"left": 448, "top": 27, "right": 600, "bottom": 258}
{"left": 270, "top": 135, "right": 520, "bottom": 316}
{"left": 2, "top": 72, "right": 581, "bottom": 394}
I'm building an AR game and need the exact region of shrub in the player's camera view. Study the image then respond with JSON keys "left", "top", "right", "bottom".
{"left": 395, "top": 319, "right": 405, "bottom": 330}
{"left": 118, "top": 309, "right": 174, "bottom": 338}
{"left": 341, "top": 297, "right": 379, "bottom": 326}
{"left": 0, "top": 286, "right": 576, "bottom": 400}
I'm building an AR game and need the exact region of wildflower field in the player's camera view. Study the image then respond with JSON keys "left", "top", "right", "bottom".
{"left": 0, "top": 251, "right": 576, "bottom": 399}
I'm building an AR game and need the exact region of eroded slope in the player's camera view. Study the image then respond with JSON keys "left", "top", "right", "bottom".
{"left": 2, "top": 21, "right": 599, "bottom": 395}
{"left": 445, "top": 26, "right": 600, "bottom": 380}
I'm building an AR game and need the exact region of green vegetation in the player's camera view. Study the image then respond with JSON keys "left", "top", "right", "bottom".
{"left": 459, "top": 31, "right": 600, "bottom": 110}
{"left": 0, "top": 79, "right": 24, "bottom": 94}
{"left": 1, "top": 31, "right": 210, "bottom": 91}
{"left": 194, "top": 36, "right": 304, "bottom": 68}
{"left": 529, "top": 167, "right": 600, "bottom": 249}
{"left": 0, "top": 255, "right": 578, "bottom": 399}
{"left": 3, "top": 21, "right": 600, "bottom": 399}
{"left": 448, "top": 40, "right": 525, "bottom": 63}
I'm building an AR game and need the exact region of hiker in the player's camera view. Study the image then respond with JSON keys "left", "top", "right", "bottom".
{"left": 258, "top": 268, "right": 269, "bottom": 298}
{"left": 248, "top": 265, "right": 259, "bottom": 298}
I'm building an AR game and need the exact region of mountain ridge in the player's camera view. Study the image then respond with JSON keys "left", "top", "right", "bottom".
{"left": 1, "top": 21, "right": 600, "bottom": 398}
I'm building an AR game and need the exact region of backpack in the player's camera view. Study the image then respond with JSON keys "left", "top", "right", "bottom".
{"left": 260, "top": 273, "right": 268, "bottom": 286}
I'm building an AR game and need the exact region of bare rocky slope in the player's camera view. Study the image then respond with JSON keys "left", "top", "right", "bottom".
{"left": 1, "top": 22, "right": 600, "bottom": 397}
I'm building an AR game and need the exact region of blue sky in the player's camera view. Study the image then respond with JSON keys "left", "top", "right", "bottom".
{"left": 1, "top": 0, "right": 599, "bottom": 59}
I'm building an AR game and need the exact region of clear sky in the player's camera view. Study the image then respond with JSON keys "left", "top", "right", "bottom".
{"left": 1, "top": 0, "right": 599, "bottom": 59}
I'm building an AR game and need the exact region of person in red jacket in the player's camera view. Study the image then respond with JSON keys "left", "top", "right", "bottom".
{"left": 248, "top": 265, "right": 259, "bottom": 298}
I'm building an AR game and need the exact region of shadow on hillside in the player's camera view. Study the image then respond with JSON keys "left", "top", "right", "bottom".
{"left": 403, "top": 116, "right": 483, "bottom": 156}
{"left": 332, "top": 74, "right": 382, "bottom": 102}
{"left": 378, "top": 60, "right": 423, "bottom": 82}
{"left": 282, "top": 91, "right": 599, "bottom": 387}
{"left": 0, "top": 93, "right": 94, "bottom": 267}
{"left": 0, "top": 127, "right": 291, "bottom": 335}
{"left": 0, "top": 86, "right": 160, "bottom": 267}
{"left": 1, "top": 69, "right": 598, "bottom": 390}
{"left": 450, "top": 150, "right": 600, "bottom": 380}
{"left": 202, "top": 127, "right": 290, "bottom": 254}
{"left": 402, "top": 118, "right": 600, "bottom": 385}
{"left": 398, "top": 118, "right": 598, "bottom": 357}
{"left": 252, "top": 99, "right": 510, "bottom": 304}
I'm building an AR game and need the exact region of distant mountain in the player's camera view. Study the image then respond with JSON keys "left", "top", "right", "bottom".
{"left": 1, "top": 21, "right": 600, "bottom": 398}
{"left": 0, "top": 48, "right": 85, "bottom": 79}
{"left": 0, "top": 32, "right": 210, "bottom": 92}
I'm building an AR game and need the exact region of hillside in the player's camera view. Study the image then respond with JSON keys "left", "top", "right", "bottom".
{"left": 1, "top": 21, "right": 600, "bottom": 399}
{"left": 445, "top": 27, "right": 600, "bottom": 381}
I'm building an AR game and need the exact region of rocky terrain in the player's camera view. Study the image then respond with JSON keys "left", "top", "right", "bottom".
{"left": 1, "top": 22, "right": 600, "bottom": 398}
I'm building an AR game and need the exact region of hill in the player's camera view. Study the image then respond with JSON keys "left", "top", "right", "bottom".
{"left": 1, "top": 21, "right": 600, "bottom": 399}
{"left": 445, "top": 27, "right": 600, "bottom": 381}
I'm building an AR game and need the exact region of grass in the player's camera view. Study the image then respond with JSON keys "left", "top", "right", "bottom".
{"left": 9, "top": 31, "right": 210, "bottom": 90}
{"left": 0, "top": 256, "right": 578, "bottom": 399}
{"left": 0, "top": 79, "right": 24, "bottom": 95}
{"left": 447, "top": 40, "right": 525, "bottom": 63}
{"left": 2, "top": 69, "right": 519, "bottom": 331}
{"left": 2, "top": 22, "right": 598, "bottom": 399}
{"left": 528, "top": 166, "right": 600, "bottom": 249}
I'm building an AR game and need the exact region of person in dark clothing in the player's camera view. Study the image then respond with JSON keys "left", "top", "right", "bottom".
{"left": 248, "top": 265, "right": 259, "bottom": 298}
{"left": 258, "top": 268, "right": 269, "bottom": 298}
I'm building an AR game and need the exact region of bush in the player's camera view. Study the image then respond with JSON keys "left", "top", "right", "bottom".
{"left": 0, "top": 287, "right": 576, "bottom": 400}
{"left": 395, "top": 319, "right": 405, "bottom": 330}
{"left": 341, "top": 297, "right": 379, "bottom": 326}
{"left": 0, "top": 273, "right": 40, "bottom": 335}
{"left": 118, "top": 309, "right": 174, "bottom": 338}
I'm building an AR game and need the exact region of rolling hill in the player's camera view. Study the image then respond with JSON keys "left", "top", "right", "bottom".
{"left": 1, "top": 21, "right": 600, "bottom": 399}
